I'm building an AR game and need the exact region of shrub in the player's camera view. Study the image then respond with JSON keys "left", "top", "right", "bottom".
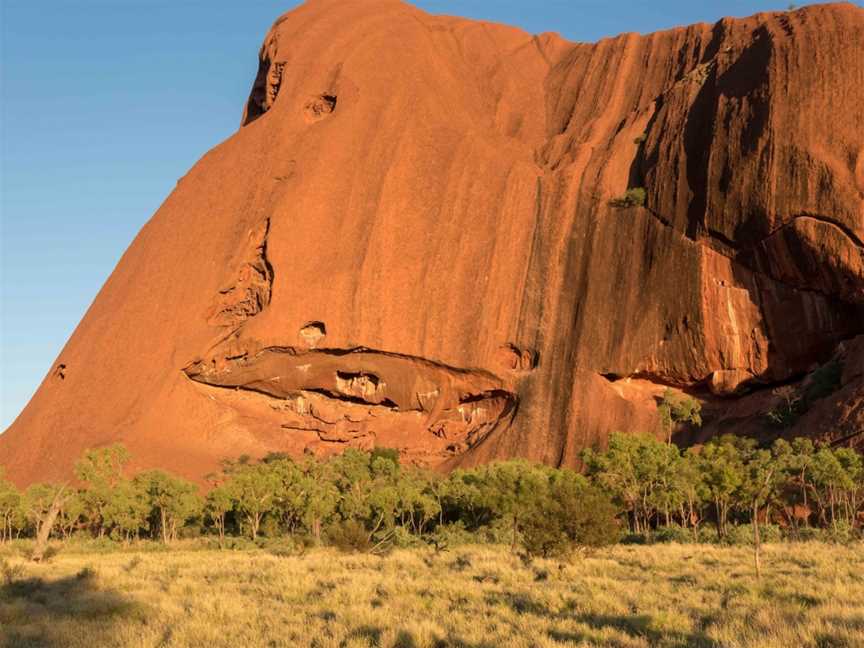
{"left": 765, "top": 385, "right": 803, "bottom": 428}
{"left": 220, "top": 536, "right": 258, "bottom": 551}
{"left": 823, "top": 522, "right": 861, "bottom": 545}
{"left": 609, "top": 187, "right": 646, "bottom": 208}
{"left": 724, "top": 524, "right": 782, "bottom": 546}
{"left": 788, "top": 525, "right": 860, "bottom": 544}
{"left": 427, "top": 522, "right": 475, "bottom": 550}
{"left": 326, "top": 520, "right": 372, "bottom": 553}
{"left": 392, "top": 526, "right": 421, "bottom": 548}
{"left": 653, "top": 525, "right": 695, "bottom": 544}
{"left": 258, "top": 516, "right": 281, "bottom": 539}
{"left": 520, "top": 482, "right": 621, "bottom": 558}
{"left": 264, "top": 537, "right": 307, "bottom": 558}
{"left": 766, "top": 363, "right": 842, "bottom": 428}
{"left": 634, "top": 133, "right": 647, "bottom": 145}
{"left": 790, "top": 527, "right": 825, "bottom": 542}
{"left": 1, "top": 557, "right": 24, "bottom": 584}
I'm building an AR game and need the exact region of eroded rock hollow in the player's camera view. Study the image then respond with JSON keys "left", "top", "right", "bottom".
{"left": 2, "top": 0, "right": 863, "bottom": 484}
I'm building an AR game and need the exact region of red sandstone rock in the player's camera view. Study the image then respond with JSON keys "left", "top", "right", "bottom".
{"left": 1, "top": 0, "right": 862, "bottom": 485}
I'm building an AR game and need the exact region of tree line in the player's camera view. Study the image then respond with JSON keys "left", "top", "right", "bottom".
{"left": 0, "top": 433, "right": 861, "bottom": 558}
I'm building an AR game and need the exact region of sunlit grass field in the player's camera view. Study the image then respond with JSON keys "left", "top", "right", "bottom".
{"left": 1, "top": 542, "right": 862, "bottom": 648}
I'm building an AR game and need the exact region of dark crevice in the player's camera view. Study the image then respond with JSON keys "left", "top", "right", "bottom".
{"left": 642, "top": 205, "right": 673, "bottom": 229}
{"left": 182, "top": 372, "right": 401, "bottom": 412}
{"left": 627, "top": 96, "right": 663, "bottom": 191}
{"left": 458, "top": 390, "right": 515, "bottom": 405}
{"left": 260, "top": 219, "right": 275, "bottom": 291}
{"left": 245, "top": 345, "right": 505, "bottom": 381}
{"left": 281, "top": 424, "right": 323, "bottom": 433}
{"left": 336, "top": 370, "right": 379, "bottom": 385}
{"left": 302, "top": 321, "right": 326, "bottom": 334}
{"left": 760, "top": 214, "right": 864, "bottom": 250}
{"left": 189, "top": 380, "right": 289, "bottom": 402}
{"left": 304, "top": 388, "right": 398, "bottom": 409}
{"left": 696, "top": 213, "right": 864, "bottom": 255}
{"left": 599, "top": 370, "right": 710, "bottom": 392}
{"left": 304, "top": 94, "right": 337, "bottom": 122}
{"left": 682, "top": 63, "right": 720, "bottom": 240}
{"left": 243, "top": 58, "right": 285, "bottom": 126}
{"left": 702, "top": 226, "right": 738, "bottom": 253}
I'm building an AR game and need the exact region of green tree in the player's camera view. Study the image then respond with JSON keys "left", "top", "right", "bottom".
{"left": 22, "top": 483, "right": 62, "bottom": 537}
{"left": 658, "top": 389, "right": 702, "bottom": 443}
{"left": 673, "top": 450, "right": 704, "bottom": 536}
{"left": 441, "top": 468, "right": 497, "bottom": 531}
{"left": 297, "top": 461, "right": 339, "bottom": 542}
{"left": 56, "top": 490, "right": 85, "bottom": 540}
{"left": 739, "top": 440, "right": 791, "bottom": 577}
{"left": 225, "top": 462, "right": 280, "bottom": 540}
{"left": 478, "top": 460, "right": 551, "bottom": 550}
{"left": 833, "top": 447, "right": 863, "bottom": 525}
{"left": 103, "top": 478, "right": 150, "bottom": 542}
{"left": 810, "top": 446, "right": 862, "bottom": 529}
{"left": 646, "top": 442, "right": 687, "bottom": 527}
{"left": 22, "top": 482, "right": 70, "bottom": 560}
{"left": 325, "top": 448, "right": 415, "bottom": 550}
{"left": 74, "top": 444, "right": 131, "bottom": 537}
{"left": 520, "top": 470, "right": 621, "bottom": 558}
{"left": 696, "top": 436, "right": 746, "bottom": 539}
{"left": 782, "top": 437, "right": 816, "bottom": 531}
{"left": 205, "top": 484, "right": 234, "bottom": 545}
{"left": 136, "top": 470, "right": 201, "bottom": 543}
{"left": 330, "top": 449, "right": 378, "bottom": 523}
{"left": 0, "top": 472, "right": 21, "bottom": 542}
{"left": 393, "top": 469, "right": 441, "bottom": 536}
{"left": 370, "top": 447, "right": 401, "bottom": 465}
{"left": 582, "top": 433, "right": 678, "bottom": 534}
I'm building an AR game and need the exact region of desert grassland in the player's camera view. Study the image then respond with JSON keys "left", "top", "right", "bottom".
{"left": 0, "top": 542, "right": 862, "bottom": 648}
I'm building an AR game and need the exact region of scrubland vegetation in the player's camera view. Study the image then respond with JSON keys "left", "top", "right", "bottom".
{"left": 2, "top": 432, "right": 862, "bottom": 556}
{"left": 1, "top": 431, "right": 863, "bottom": 646}
{"left": 1, "top": 540, "right": 863, "bottom": 647}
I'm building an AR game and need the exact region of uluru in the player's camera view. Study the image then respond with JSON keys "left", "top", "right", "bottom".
{"left": 2, "top": 0, "right": 863, "bottom": 486}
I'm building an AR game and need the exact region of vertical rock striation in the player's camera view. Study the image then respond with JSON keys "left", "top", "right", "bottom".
{"left": 2, "top": 0, "right": 863, "bottom": 484}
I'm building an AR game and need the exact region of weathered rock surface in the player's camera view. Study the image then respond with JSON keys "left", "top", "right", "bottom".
{"left": 2, "top": 0, "right": 863, "bottom": 485}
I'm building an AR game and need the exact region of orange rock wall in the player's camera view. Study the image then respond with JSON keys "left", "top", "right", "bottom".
{"left": 2, "top": 0, "right": 862, "bottom": 485}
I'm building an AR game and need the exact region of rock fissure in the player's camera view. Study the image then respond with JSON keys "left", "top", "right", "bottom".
{"left": 762, "top": 214, "right": 864, "bottom": 250}
{"left": 206, "top": 218, "right": 273, "bottom": 328}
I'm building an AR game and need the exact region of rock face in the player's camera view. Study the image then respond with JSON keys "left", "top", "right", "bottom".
{"left": 2, "top": 0, "right": 863, "bottom": 485}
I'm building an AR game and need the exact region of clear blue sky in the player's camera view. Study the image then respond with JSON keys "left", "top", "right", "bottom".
{"left": 0, "top": 0, "right": 853, "bottom": 430}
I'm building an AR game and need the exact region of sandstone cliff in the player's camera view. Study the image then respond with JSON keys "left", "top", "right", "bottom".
{"left": 2, "top": 0, "right": 863, "bottom": 485}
